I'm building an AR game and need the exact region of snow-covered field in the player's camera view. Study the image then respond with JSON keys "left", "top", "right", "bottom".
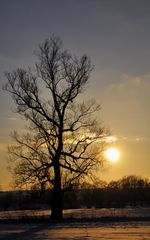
{"left": 0, "top": 207, "right": 150, "bottom": 220}
{"left": 0, "top": 222, "right": 150, "bottom": 240}
{"left": 0, "top": 208, "right": 150, "bottom": 239}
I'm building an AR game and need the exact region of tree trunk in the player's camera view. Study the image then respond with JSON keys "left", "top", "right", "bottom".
{"left": 51, "top": 162, "right": 63, "bottom": 220}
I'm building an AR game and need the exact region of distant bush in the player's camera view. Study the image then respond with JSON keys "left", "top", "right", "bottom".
{"left": 0, "top": 175, "right": 149, "bottom": 210}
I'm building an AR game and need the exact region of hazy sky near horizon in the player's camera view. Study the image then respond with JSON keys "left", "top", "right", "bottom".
{"left": 0, "top": 0, "right": 150, "bottom": 190}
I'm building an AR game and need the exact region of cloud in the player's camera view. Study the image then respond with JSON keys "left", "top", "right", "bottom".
{"left": 107, "top": 73, "right": 150, "bottom": 97}
{"left": 119, "top": 136, "right": 148, "bottom": 143}
{"left": 101, "top": 73, "right": 150, "bottom": 137}
{"left": 8, "top": 117, "right": 17, "bottom": 121}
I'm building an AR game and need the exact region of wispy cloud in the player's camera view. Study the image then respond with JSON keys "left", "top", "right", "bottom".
{"left": 7, "top": 117, "right": 17, "bottom": 121}
{"left": 118, "top": 136, "right": 148, "bottom": 143}
{"left": 101, "top": 73, "right": 150, "bottom": 138}
{"left": 107, "top": 73, "right": 150, "bottom": 96}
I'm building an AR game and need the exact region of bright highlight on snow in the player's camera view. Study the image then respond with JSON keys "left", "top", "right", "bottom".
{"left": 105, "top": 147, "right": 120, "bottom": 163}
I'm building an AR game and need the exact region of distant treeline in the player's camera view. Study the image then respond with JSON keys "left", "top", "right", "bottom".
{"left": 0, "top": 175, "right": 150, "bottom": 210}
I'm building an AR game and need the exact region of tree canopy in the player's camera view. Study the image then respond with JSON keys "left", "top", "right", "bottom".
{"left": 4, "top": 36, "right": 107, "bottom": 219}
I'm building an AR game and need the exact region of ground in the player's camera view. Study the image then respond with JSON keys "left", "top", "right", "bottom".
{"left": 0, "top": 222, "right": 150, "bottom": 240}
{"left": 0, "top": 208, "right": 150, "bottom": 239}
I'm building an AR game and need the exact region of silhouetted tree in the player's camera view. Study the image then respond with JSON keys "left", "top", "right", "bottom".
{"left": 3, "top": 36, "right": 107, "bottom": 219}
{"left": 107, "top": 175, "right": 150, "bottom": 207}
{"left": 118, "top": 175, "right": 150, "bottom": 206}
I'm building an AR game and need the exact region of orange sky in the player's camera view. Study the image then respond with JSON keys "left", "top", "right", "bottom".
{"left": 0, "top": 1, "right": 150, "bottom": 190}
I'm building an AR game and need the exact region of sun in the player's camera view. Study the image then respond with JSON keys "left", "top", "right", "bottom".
{"left": 105, "top": 147, "right": 120, "bottom": 163}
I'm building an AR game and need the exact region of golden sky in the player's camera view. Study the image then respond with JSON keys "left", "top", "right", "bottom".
{"left": 0, "top": 1, "right": 150, "bottom": 190}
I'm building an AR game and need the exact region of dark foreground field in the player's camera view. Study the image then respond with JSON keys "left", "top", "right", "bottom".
{"left": 0, "top": 208, "right": 150, "bottom": 239}
{"left": 0, "top": 221, "right": 150, "bottom": 240}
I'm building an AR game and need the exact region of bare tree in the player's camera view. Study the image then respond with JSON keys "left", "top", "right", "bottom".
{"left": 4, "top": 36, "right": 107, "bottom": 219}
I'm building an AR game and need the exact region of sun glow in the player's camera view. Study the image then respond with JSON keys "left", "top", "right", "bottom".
{"left": 105, "top": 147, "right": 120, "bottom": 163}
